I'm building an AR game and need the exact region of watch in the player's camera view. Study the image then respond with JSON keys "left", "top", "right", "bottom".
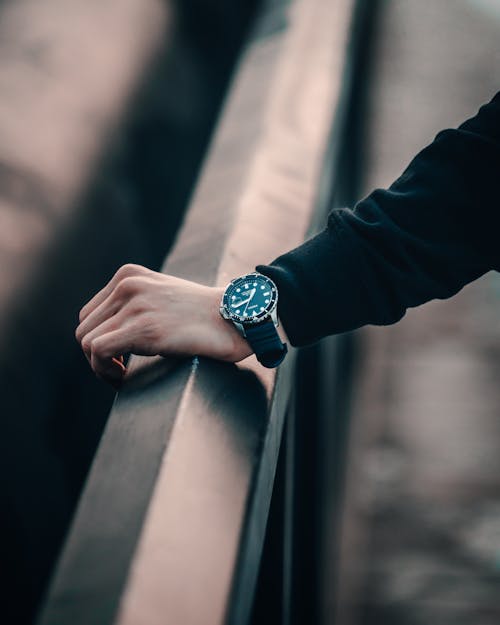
{"left": 219, "top": 272, "right": 288, "bottom": 368}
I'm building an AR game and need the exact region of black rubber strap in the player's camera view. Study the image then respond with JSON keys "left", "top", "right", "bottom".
{"left": 244, "top": 319, "right": 288, "bottom": 368}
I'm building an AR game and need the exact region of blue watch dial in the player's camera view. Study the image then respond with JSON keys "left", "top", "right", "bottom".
{"left": 222, "top": 273, "right": 278, "bottom": 324}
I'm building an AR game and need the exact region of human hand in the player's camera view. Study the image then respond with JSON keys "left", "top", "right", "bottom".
{"left": 75, "top": 264, "right": 253, "bottom": 386}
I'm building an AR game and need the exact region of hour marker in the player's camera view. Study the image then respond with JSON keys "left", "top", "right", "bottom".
{"left": 231, "top": 295, "right": 236, "bottom": 300}
{"left": 252, "top": 311, "right": 257, "bottom": 316}
{"left": 265, "top": 299, "right": 270, "bottom": 304}
{"left": 263, "top": 291, "right": 270, "bottom": 296}
{"left": 236, "top": 310, "right": 240, "bottom": 314}
{"left": 260, "top": 285, "right": 265, "bottom": 290}
{"left": 245, "top": 283, "right": 249, "bottom": 289}
{"left": 260, "top": 306, "right": 264, "bottom": 311}
{"left": 253, "top": 282, "right": 257, "bottom": 286}
{"left": 236, "top": 288, "right": 241, "bottom": 292}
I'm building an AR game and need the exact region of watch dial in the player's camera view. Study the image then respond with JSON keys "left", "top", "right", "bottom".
{"left": 223, "top": 273, "right": 277, "bottom": 323}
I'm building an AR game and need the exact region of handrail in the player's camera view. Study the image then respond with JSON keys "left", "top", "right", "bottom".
{"left": 0, "top": 2, "right": 257, "bottom": 623}
{"left": 37, "top": 0, "right": 360, "bottom": 623}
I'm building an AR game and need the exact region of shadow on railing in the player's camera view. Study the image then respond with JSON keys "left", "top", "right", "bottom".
{"left": 37, "top": 0, "right": 375, "bottom": 623}
{"left": 0, "top": 2, "right": 257, "bottom": 623}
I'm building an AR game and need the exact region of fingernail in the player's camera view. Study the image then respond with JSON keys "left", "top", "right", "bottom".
{"left": 111, "top": 357, "right": 127, "bottom": 373}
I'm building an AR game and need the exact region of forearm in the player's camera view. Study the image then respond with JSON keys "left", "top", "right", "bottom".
{"left": 77, "top": 94, "right": 500, "bottom": 382}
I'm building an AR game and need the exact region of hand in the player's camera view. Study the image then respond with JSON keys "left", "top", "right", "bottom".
{"left": 75, "top": 264, "right": 253, "bottom": 386}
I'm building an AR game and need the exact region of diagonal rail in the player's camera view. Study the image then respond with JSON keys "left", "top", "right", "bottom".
{"left": 37, "top": 0, "right": 360, "bottom": 623}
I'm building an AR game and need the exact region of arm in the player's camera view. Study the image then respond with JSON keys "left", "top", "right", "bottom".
{"left": 257, "top": 92, "right": 500, "bottom": 345}
{"left": 76, "top": 92, "right": 500, "bottom": 383}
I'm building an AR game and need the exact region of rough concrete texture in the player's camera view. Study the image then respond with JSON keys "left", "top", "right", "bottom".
{"left": 337, "top": 2, "right": 500, "bottom": 624}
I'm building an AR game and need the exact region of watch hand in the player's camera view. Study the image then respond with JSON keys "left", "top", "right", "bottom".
{"left": 231, "top": 289, "right": 256, "bottom": 309}
{"left": 242, "top": 289, "right": 256, "bottom": 315}
{"left": 231, "top": 297, "right": 251, "bottom": 308}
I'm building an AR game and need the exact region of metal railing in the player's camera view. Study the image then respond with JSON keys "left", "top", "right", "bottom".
{"left": 0, "top": 2, "right": 257, "bottom": 623}
{"left": 37, "top": 0, "right": 374, "bottom": 623}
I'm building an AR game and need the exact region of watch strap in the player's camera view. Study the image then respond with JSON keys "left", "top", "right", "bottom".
{"left": 244, "top": 319, "right": 288, "bottom": 368}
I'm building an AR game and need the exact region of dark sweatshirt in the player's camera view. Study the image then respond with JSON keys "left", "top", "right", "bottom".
{"left": 257, "top": 91, "right": 500, "bottom": 347}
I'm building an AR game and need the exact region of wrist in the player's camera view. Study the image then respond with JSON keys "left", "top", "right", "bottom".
{"left": 219, "top": 272, "right": 287, "bottom": 368}
{"left": 211, "top": 287, "right": 253, "bottom": 362}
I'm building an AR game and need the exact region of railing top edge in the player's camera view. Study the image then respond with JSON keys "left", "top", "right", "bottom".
{"left": 38, "top": 0, "right": 357, "bottom": 623}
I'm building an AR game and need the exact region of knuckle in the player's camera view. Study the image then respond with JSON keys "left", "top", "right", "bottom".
{"left": 130, "top": 296, "right": 149, "bottom": 314}
{"left": 91, "top": 337, "right": 104, "bottom": 358}
{"left": 115, "top": 276, "right": 141, "bottom": 298}
{"left": 81, "top": 336, "right": 92, "bottom": 353}
{"left": 115, "top": 263, "right": 143, "bottom": 279}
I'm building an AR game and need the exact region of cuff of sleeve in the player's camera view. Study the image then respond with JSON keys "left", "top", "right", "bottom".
{"left": 257, "top": 213, "right": 363, "bottom": 347}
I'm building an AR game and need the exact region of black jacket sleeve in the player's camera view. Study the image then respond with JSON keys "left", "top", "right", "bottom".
{"left": 257, "top": 92, "right": 500, "bottom": 347}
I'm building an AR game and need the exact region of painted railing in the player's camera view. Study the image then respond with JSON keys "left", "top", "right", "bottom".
{"left": 37, "top": 0, "right": 373, "bottom": 623}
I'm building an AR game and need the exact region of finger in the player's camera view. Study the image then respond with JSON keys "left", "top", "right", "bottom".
{"left": 90, "top": 329, "right": 134, "bottom": 384}
{"left": 79, "top": 280, "right": 118, "bottom": 324}
{"left": 76, "top": 291, "right": 121, "bottom": 343}
{"left": 90, "top": 320, "right": 164, "bottom": 381}
{"left": 79, "top": 264, "right": 148, "bottom": 323}
{"left": 78, "top": 274, "right": 152, "bottom": 341}
{"left": 80, "top": 310, "right": 129, "bottom": 363}
{"left": 95, "top": 365, "right": 125, "bottom": 390}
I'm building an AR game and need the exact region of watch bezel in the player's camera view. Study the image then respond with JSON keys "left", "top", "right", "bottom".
{"left": 220, "top": 272, "right": 278, "bottom": 325}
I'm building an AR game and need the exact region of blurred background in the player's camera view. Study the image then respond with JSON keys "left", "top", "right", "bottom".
{"left": 335, "top": 2, "right": 500, "bottom": 625}
{"left": 0, "top": 0, "right": 499, "bottom": 624}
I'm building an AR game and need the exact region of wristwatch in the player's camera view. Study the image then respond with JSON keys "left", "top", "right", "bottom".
{"left": 219, "top": 272, "right": 288, "bottom": 368}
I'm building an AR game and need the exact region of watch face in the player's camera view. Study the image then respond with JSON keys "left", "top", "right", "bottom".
{"left": 222, "top": 273, "right": 278, "bottom": 324}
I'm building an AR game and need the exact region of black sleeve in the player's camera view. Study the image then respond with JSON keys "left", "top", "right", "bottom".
{"left": 257, "top": 91, "right": 500, "bottom": 347}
